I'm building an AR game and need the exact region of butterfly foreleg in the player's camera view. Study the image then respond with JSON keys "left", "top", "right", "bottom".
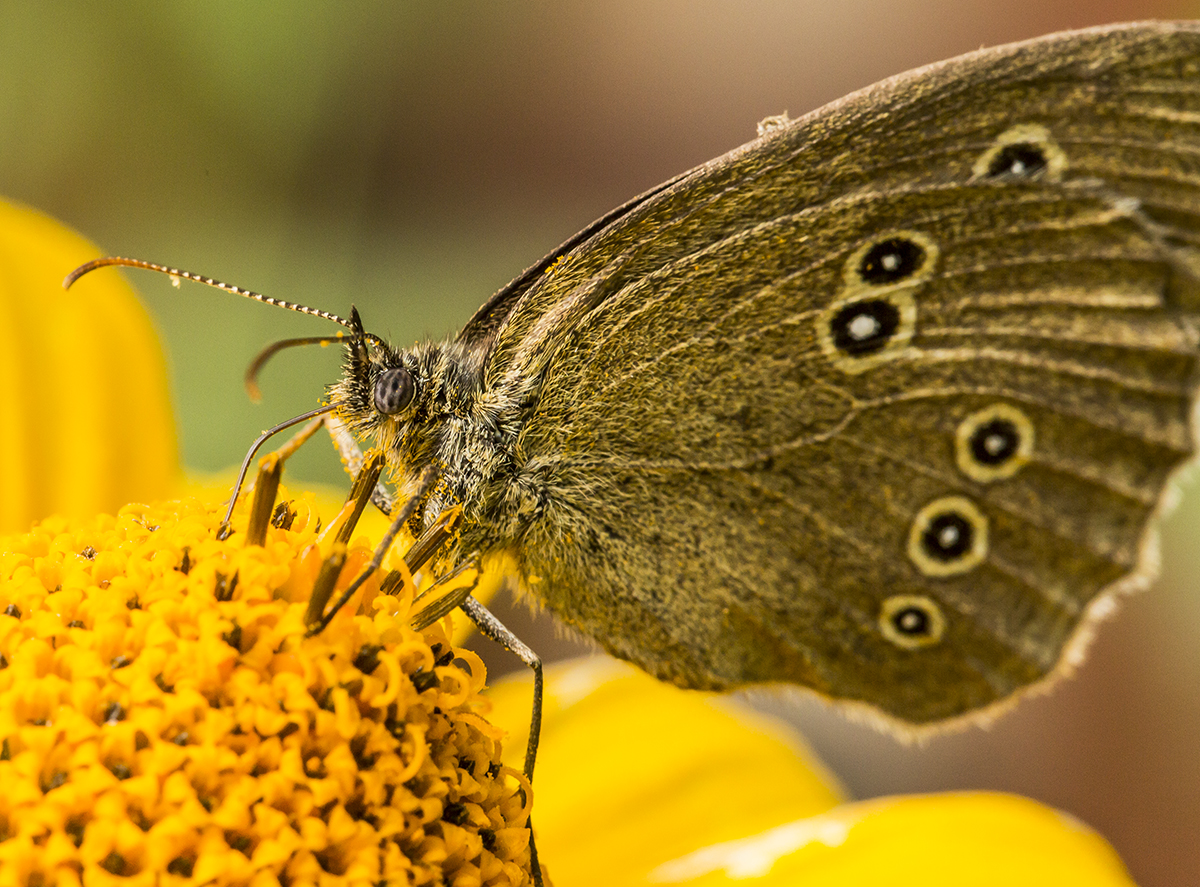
{"left": 325, "top": 412, "right": 400, "bottom": 515}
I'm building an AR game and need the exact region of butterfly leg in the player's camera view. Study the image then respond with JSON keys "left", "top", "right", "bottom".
{"left": 460, "top": 596, "right": 543, "bottom": 782}
{"left": 306, "top": 464, "right": 439, "bottom": 633}
{"left": 400, "top": 526, "right": 546, "bottom": 883}
{"left": 460, "top": 594, "right": 545, "bottom": 887}
{"left": 400, "top": 532, "right": 543, "bottom": 780}
{"left": 324, "top": 412, "right": 399, "bottom": 515}
{"left": 398, "top": 522, "right": 544, "bottom": 775}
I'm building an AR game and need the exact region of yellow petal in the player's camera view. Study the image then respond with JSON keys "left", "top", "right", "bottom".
{"left": 648, "top": 792, "right": 1135, "bottom": 886}
{"left": 0, "top": 198, "right": 179, "bottom": 532}
{"left": 488, "top": 659, "right": 1134, "bottom": 887}
{"left": 487, "top": 657, "right": 844, "bottom": 886}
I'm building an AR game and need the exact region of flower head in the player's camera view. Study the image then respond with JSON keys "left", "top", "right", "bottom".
{"left": 0, "top": 491, "right": 535, "bottom": 886}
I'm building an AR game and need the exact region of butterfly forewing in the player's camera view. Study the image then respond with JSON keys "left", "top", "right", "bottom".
{"left": 461, "top": 22, "right": 1200, "bottom": 725}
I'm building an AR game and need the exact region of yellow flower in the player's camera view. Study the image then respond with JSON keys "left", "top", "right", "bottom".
{"left": 0, "top": 198, "right": 179, "bottom": 533}
{"left": 487, "top": 660, "right": 1138, "bottom": 886}
{"left": 0, "top": 492, "right": 534, "bottom": 886}
{"left": 0, "top": 198, "right": 531, "bottom": 884}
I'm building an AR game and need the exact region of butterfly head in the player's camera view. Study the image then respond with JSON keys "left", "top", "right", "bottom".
{"left": 330, "top": 310, "right": 429, "bottom": 453}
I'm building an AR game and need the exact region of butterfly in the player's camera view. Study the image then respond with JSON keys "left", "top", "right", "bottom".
{"left": 68, "top": 21, "right": 1200, "bottom": 740}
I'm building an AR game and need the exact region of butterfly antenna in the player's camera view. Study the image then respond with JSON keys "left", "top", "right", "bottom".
{"left": 64, "top": 256, "right": 356, "bottom": 330}
{"left": 244, "top": 335, "right": 350, "bottom": 402}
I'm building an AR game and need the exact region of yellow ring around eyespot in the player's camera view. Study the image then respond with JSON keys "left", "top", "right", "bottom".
{"left": 907, "top": 495, "right": 989, "bottom": 577}
{"left": 955, "top": 403, "right": 1035, "bottom": 482}
{"left": 879, "top": 594, "right": 946, "bottom": 649}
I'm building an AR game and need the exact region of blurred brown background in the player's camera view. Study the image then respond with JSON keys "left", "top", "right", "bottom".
{"left": 1, "top": 2, "right": 1196, "bottom": 884}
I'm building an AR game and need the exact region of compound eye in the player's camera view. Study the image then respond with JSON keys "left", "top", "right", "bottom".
{"left": 374, "top": 367, "right": 414, "bottom": 415}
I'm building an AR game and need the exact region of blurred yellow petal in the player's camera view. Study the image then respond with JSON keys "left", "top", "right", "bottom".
{"left": 487, "top": 658, "right": 845, "bottom": 886}
{"left": 488, "top": 658, "right": 1135, "bottom": 887}
{"left": 650, "top": 792, "right": 1134, "bottom": 886}
{"left": 0, "top": 198, "right": 179, "bottom": 532}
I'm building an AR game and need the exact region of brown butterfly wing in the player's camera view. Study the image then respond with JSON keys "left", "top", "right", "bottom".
{"left": 474, "top": 22, "right": 1200, "bottom": 725}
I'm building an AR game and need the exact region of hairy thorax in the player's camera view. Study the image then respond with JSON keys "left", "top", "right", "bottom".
{"left": 373, "top": 340, "right": 552, "bottom": 573}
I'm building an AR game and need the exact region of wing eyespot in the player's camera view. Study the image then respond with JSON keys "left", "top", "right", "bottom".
{"left": 817, "top": 230, "right": 937, "bottom": 373}
{"left": 986, "top": 143, "right": 1048, "bottom": 178}
{"left": 857, "top": 237, "right": 926, "bottom": 284}
{"left": 955, "top": 404, "right": 1035, "bottom": 482}
{"left": 973, "top": 123, "right": 1067, "bottom": 182}
{"left": 828, "top": 299, "right": 901, "bottom": 356}
{"left": 879, "top": 594, "right": 946, "bottom": 649}
{"left": 907, "top": 496, "right": 988, "bottom": 577}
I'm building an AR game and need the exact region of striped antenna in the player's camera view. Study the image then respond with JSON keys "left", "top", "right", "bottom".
{"left": 63, "top": 256, "right": 355, "bottom": 330}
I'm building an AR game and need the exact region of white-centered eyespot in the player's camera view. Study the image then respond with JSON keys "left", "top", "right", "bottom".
{"left": 907, "top": 495, "right": 989, "bottom": 577}
{"left": 972, "top": 123, "right": 1067, "bottom": 183}
{"left": 955, "top": 403, "right": 1035, "bottom": 482}
{"left": 818, "top": 230, "right": 937, "bottom": 374}
{"left": 879, "top": 594, "right": 946, "bottom": 649}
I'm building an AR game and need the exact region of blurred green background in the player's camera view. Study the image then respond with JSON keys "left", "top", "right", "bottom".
{"left": 2, "top": 2, "right": 1197, "bottom": 885}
